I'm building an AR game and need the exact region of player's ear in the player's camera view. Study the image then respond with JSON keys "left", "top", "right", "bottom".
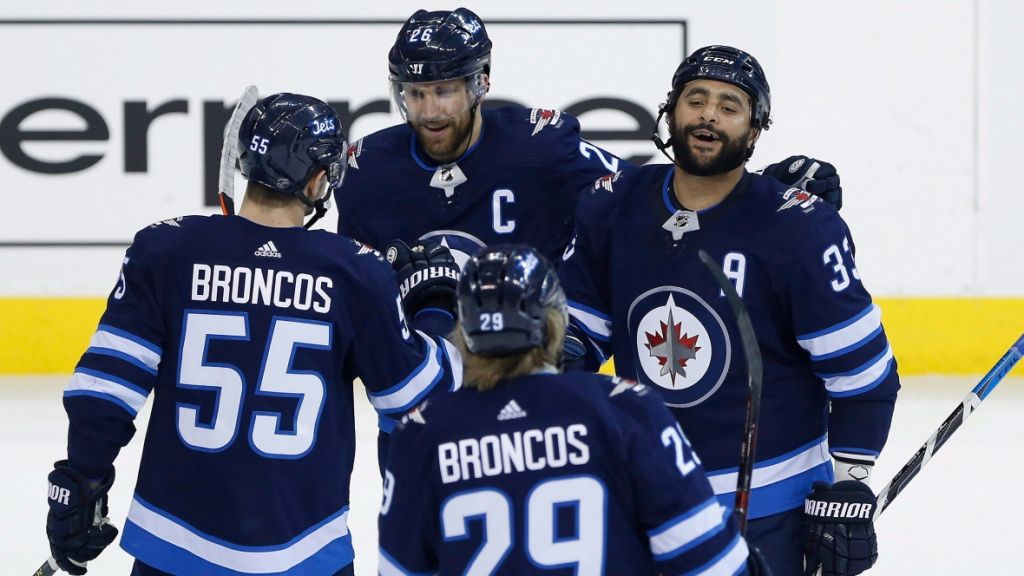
{"left": 304, "top": 170, "right": 327, "bottom": 201}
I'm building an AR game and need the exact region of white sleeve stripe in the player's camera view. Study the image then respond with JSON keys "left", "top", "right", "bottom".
{"left": 85, "top": 347, "right": 158, "bottom": 375}
{"left": 649, "top": 498, "right": 727, "bottom": 558}
{"left": 368, "top": 331, "right": 443, "bottom": 413}
{"left": 441, "top": 338, "right": 463, "bottom": 392}
{"left": 707, "top": 436, "right": 830, "bottom": 493}
{"left": 91, "top": 328, "right": 162, "bottom": 371}
{"left": 379, "top": 548, "right": 435, "bottom": 576}
{"left": 568, "top": 304, "right": 612, "bottom": 341}
{"left": 65, "top": 370, "right": 148, "bottom": 416}
{"left": 797, "top": 304, "right": 881, "bottom": 359}
{"left": 680, "top": 533, "right": 749, "bottom": 576}
{"left": 820, "top": 346, "right": 894, "bottom": 395}
{"left": 97, "top": 323, "right": 162, "bottom": 354}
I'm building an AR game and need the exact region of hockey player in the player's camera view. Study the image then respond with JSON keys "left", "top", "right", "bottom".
{"left": 379, "top": 245, "right": 770, "bottom": 575}
{"left": 341, "top": 7, "right": 842, "bottom": 453}
{"left": 43, "top": 93, "right": 459, "bottom": 576}
{"left": 337, "top": 7, "right": 623, "bottom": 269}
{"left": 338, "top": 8, "right": 843, "bottom": 272}
{"left": 559, "top": 46, "right": 899, "bottom": 575}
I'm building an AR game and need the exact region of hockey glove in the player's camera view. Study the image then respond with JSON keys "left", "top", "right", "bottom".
{"left": 386, "top": 239, "right": 460, "bottom": 319}
{"left": 801, "top": 480, "right": 877, "bottom": 576}
{"left": 760, "top": 155, "right": 843, "bottom": 211}
{"left": 46, "top": 461, "right": 119, "bottom": 575}
{"left": 561, "top": 322, "right": 591, "bottom": 373}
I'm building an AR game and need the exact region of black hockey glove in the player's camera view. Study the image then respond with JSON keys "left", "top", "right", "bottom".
{"left": 760, "top": 155, "right": 843, "bottom": 211}
{"left": 386, "top": 239, "right": 460, "bottom": 319}
{"left": 802, "top": 480, "right": 877, "bottom": 576}
{"left": 46, "top": 461, "right": 119, "bottom": 575}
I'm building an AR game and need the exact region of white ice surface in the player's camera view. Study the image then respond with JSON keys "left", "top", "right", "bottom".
{"left": 3, "top": 375, "right": 1022, "bottom": 575}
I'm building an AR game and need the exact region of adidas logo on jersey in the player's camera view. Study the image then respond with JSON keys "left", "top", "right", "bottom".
{"left": 497, "top": 399, "right": 528, "bottom": 421}
{"left": 255, "top": 241, "right": 282, "bottom": 258}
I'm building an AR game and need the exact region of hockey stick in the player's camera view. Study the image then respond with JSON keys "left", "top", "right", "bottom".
{"left": 872, "top": 332, "right": 1024, "bottom": 520}
{"left": 218, "top": 85, "right": 259, "bottom": 216}
{"left": 32, "top": 556, "right": 57, "bottom": 576}
{"left": 697, "top": 249, "right": 764, "bottom": 535}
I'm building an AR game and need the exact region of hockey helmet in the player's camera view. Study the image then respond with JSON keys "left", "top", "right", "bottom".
{"left": 667, "top": 45, "right": 771, "bottom": 130}
{"left": 457, "top": 245, "right": 567, "bottom": 356}
{"left": 237, "top": 93, "right": 347, "bottom": 199}
{"left": 388, "top": 8, "right": 491, "bottom": 121}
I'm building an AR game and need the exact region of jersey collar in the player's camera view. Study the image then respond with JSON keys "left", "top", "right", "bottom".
{"left": 661, "top": 166, "right": 753, "bottom": 217}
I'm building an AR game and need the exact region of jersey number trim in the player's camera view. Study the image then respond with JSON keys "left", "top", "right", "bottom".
{"left": 441, "top": 475, "right": 607, "bottom": 575}
{"left": 176, "top": 310, "right": 331, "bottom": 459}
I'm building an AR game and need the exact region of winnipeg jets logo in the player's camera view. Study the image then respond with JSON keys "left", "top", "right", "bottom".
{"left": 401, "top": 400, "right": 429, "bottom": 425}
{"left": 608, "top": 377, "right": 646, "bottom": 398}
{"left": 529, "top": 108, "right": 562, "bottom": 136}
{"left": 644, "top": 305, "right": 702, "bottom": 385}
{"left": 594, "top": 171, "right": 621, "bottom": 193}
{"left": 629, "top": 289, "right": 731, "bottom": 407}
{"left": 777, "top": 187, "right": 820, "bottom": 213}
{"left": 346, "top": 139, "right": 364, "bottom": 170}
{"left": 147, "top": 217, "right": 183, "bottom": 229}
{"left": 351, "top": 239, "right": 383, "bottom": 261}
{"left": 418, "top": 229, "right": 486, "bottom": 271}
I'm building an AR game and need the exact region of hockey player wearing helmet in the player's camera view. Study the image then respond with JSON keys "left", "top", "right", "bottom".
{"left": 42, "top": 93, "right": 458, "bottom": 576}
{"left": 379, "top": 245, "right": 771, "bottom": 575}
{"left": 387, "top": 7, "right": 492, "bottom": 163}
{"left": 560, "top": 46, "right": 899, "bottom": 575}
{"left": 237, "top": 93, "right": 348, "bottom": 228}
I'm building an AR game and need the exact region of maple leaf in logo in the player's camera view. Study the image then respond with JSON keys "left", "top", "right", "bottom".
{"left": 644, "top": 307, "right": 701, "bottom": 385}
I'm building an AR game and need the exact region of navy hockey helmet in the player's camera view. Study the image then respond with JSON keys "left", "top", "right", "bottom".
{"left": 666, "top": 45, "right": 771, "bottom": 130}
{"left": 237, "top": 93, "right": 347, "bottom": 200}
{"left": 457, "top": 245, "right": 567, "bottom": 357}
{"left": 388, "top": 7, "right": 492, "bottom": 83}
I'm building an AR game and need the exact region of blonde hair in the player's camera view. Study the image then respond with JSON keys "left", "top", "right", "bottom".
{"left": 453, "top": 308, "right": 567, "bottom": 391}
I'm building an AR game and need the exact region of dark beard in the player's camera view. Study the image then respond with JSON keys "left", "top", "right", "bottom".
{"left": 669, "top": 121, "right": 751, "bottom": 176}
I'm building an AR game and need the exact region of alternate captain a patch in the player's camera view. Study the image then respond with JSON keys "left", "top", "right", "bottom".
{"left": 627, "top": 287, "right": 732, "bottom": 407}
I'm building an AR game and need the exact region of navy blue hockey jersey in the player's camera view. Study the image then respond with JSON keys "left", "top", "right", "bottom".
{"left": 337, "top": 106, "right": 620, "bottom": 267}
{"left": 379, "top": 372, "right": 750, "bottom": 576}
{"left": 560, "top": 165, "right": 900, "bottom": 519}
{"left": 62, "top": 215, "right": 457, "bottom": 575}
